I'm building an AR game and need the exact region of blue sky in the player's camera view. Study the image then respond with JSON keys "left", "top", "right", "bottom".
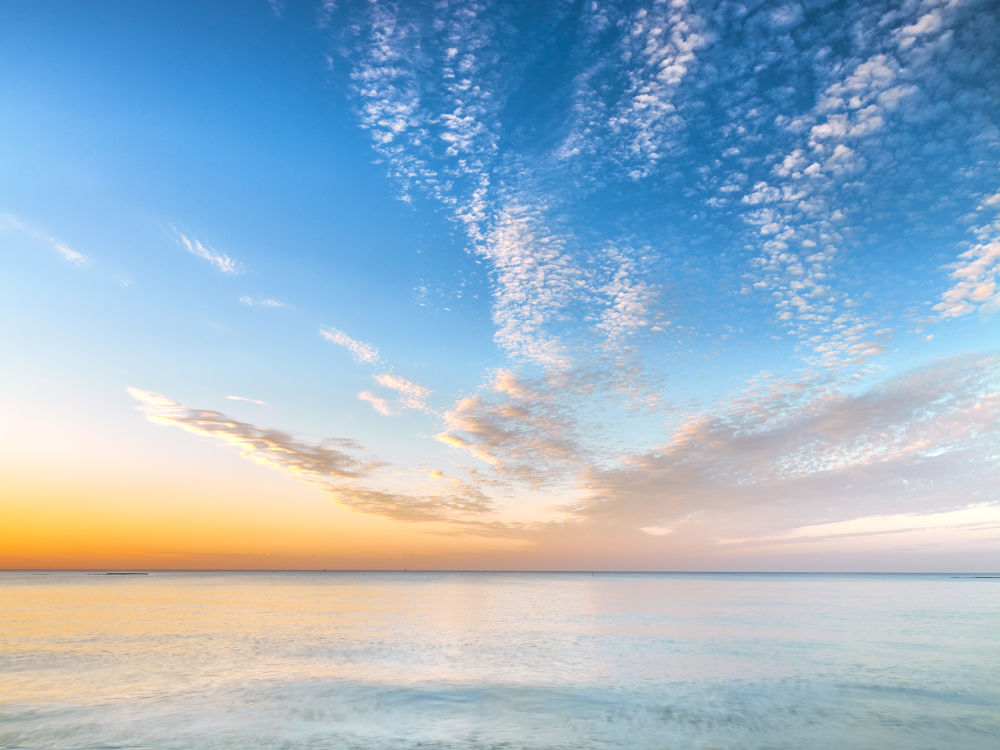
{"left": 2, "top": 0, "right": 998, "bottom": 570}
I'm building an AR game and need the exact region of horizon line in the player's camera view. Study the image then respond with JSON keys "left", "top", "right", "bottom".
{"left": 3, "top": 568, "right": 997, "bottom": 575}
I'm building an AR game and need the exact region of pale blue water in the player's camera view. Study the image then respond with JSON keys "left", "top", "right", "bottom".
{"left": 1, "top": 571, "right": 997, "bottom": 749}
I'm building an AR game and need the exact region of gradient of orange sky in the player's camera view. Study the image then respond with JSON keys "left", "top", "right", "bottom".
{"left": 5, "top": 462, "right": 998, "bottom": 571}
{"left": 3, "top": 344, "right": 998, "bottom": 572}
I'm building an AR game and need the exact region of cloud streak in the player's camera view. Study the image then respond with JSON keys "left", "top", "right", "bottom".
{"left": 435, "top": 368, "right": 585, "bottom": 484}
{"left": 0, "top": 213, "right": 88, "bottom": 266}
{"left": 320, "top": 327, "right": 380, "bottom": 364}
{"left": 374, "top": 373, "right": 430, "bottom": 411}
{"left": 358, "top": 389, "right": 393, "bottom": 416}
{"left": 174, "top": 232, "right": 241, "bottom": 274}
{"left": 934, "top": 192, "right": 1000, "bottom": 319}
{"left": 128, "top": 387, "right": 370, "bottom": 479}
{"left": 226, "top": 395, "right": 267, "bottom": 406}
{"left": 572, "top": 354, "right": 1000, "bottom": 539}
{"left": 127, "top": 388, "right": 497, "bottom": 523}
{"left": 239, "top": 296, "right": 286, "bottom": 308}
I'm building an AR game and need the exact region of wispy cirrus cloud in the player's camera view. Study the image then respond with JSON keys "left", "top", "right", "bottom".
{"left": 320, "top": 326, "right": 380, "bottom": 364}
{"left": 934, "top": 192, "right": 1000, "bottom": 319}
{"left": 558, "top": 0, "right": 709, "bottom": 180}
{"left": 374, "top": 373, "right": 430, "bottom": 411}
{"left": 128, "top": 387, "right": 370, "bottom": 479}
{"left": 0, "top": 213, "right": 88, "bottom": 266}
{"left": 357, "top": 389, "right": 393, "bottom": 416}
{"left": 306, "top": 1, "right": 1000, "bottom": 558}
{"left": 127, "top": 387, "right": 495, "bottom": 523}
{"left": 435, "top": 368, "right": 585, "bottom": 484}
{"left": 317, "top": 325, "right": 430, "bottom": 416}
{"left": 477, "top": 204, "right": 580, "bottom": 367}
{"left": 239, "top": 296, "right": 286, "bottom": 308}
{"left": 358, "top": 375, "right": 431, "bottom": 416}
{"left": 328, "top": 0, "right": 997, "bottom": 380}
{"left": 174, "top": 231, "right": 242, "bottom": 274}
{"left": 716, "top": 505, "right": 1000, "bottom": 549}
{"left": 332, "top": 1, "right": 671, "bottom": 370}
{"left": 570, "top": 353, "right": 1000, "bottom": 539}
{"left": 657, "top": 0, "right": 1000, "bottom": 376}
{"left": 55, "top": 241, "right": 86, "bottom": 266}
{"left": 594, "top": 244, "right": 660, "bottom": 348}
{"left": 226, "top": 395, "right": 267, "bottom": 406}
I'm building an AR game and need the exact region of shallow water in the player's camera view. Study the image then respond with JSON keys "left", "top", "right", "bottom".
{"left": 1, "top": 571, "right": 997, "bottom": 749}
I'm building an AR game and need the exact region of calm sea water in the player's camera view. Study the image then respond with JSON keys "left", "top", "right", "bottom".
{"left": 1, "top": 571, "right": 997, "bottom": 749}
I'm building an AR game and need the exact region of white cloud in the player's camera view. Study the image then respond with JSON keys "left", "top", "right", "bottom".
{"left": 239, "top": 296, "right": 286, "bottom": 308}
{"left": 358, "top": 389, "right": 394, "bottom": 416}
{"left": 311, "top": 0, "right": 1000, "bottom": 560}
{"left": 595, "top": 245, "right": 659, "bottom": 346}
{"left": 477, "top": 204, "right": 578, "bottom": 367}
{"left": 933, "top": 193, "right": 1000, "bottom": 318}
{"left": 226, "top": 395, "right": 267, "bottom": 406}
{"left": 0, "top": 213, "right": 89, "bottom": 266}
{"left": 373, "top": 373, "right": 430, "bottom": 411}
{"left": 51, "top": 240, "right": 87, "bottom": 266}
{"left": 174, "top": 231, "right": 241, "bottom": 274}
{"left": 559, "top": 0, "right": 709, "bottom": 179}
{"left": 320, "top": 327, "right": 380, "bottom": 364}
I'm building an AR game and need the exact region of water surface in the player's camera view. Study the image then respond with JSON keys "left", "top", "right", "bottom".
{"left": 1, "top": 571, "right": 997, "bottom": 748}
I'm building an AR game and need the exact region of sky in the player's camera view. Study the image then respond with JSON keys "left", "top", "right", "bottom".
{"left": 1, "top": 0, "right": 998, "bottom": 571}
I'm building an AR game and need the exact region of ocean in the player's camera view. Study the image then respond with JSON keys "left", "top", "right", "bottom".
{"left": 1, "top": 571, "right": 997, "bottom": 749}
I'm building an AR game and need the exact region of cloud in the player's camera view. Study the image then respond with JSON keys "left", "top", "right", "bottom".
{"left": 696, "top": 0, "right": 997, "bottom": 373}
{"left": 320, "top": 327, "right": 380, "bottom": 364}
{"left": 639, "top": 526, "right": 673, "bottom": 537}
{"left": 327, "top": 0, "right": 999, "bottom": 384}
{"left": 491, "top": 369, "right": 533, "bottom": 401}
{"left": 571, "top": 353, "right": 1000, "bottom": 539}
{"left": 239, "top": 296, "right": 286, "bottom": 308}
{"left": 595, "top": 245, "right": 659, "bottom": 346}
{"left": 357, "top": 375, "right": 431, "bottom": 416}
{"left": 434, "top": 369, "right": 584, "bottom": 484}
{"left": 933, "top": 192, "right": 1000, "bottom": 318}
{"left": 52, "top": 240, "right": 86, "bottom": 266}
{"left": 343, "top": 0, "right": 502, "bottom": 210}
{"left": 328, "top": 1, "right": 729, "bottom": 377}
{"left": 226, "top": 395, "right": 267, "bottom": 406}
{"left": 307, "top": 0, "right": 1000, "bottom": 559}
{"left": 717, "top": 504, "right": 1000, "bottom": 548}
{"left": 174, "top": 231, "right": 241, "bottom": 274}
{"left": 0, "top": 213, "right": 88, "bottom": 266}
{"left": 332, "top": 2, "right": 613, "bottom": 371}
{"left": 558, "top": 0, "right": 709, "bottom": 179}
{"left": 325, "top": 486, "right": 495, "bottom": 523}
{"left": 373, "top": 373, "right": 430, "bottom": 411}
{"left": 128, "top": 387, "right": 370, "bottom": 479}
{"left": 127, "top": 387, "right": 496, "bottom": 523}
{"left": 358, "top": 389, "right": 394, "bottom": 416}
{"left": 476, "top": 204, "right": 579, "bottom": 367}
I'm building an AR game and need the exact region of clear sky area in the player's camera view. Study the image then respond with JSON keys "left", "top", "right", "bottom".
{"left": 1, "top": 0, "right": 998, "bottom": 570}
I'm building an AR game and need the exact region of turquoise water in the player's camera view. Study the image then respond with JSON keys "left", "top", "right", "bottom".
{"left": 1, "top": 571, "right": 997, "bottom": 748}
